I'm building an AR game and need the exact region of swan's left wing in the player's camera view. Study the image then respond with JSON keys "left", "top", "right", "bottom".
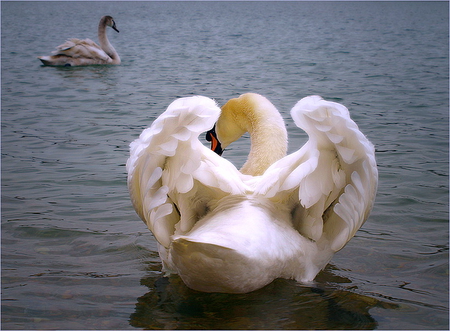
{"left": 256, "top": 96, "right": 378, "bottom": 252}
{"left": 54, "top": 38, "right": 110, "bottom": 61}
{"left": 127, "top": 96, "right": 248, "bottom": 251}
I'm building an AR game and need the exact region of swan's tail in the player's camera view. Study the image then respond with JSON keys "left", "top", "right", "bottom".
{"left": 38, "top": 56, "right": 52, "bottom": 66}
{"left": 170, "top": 238, "right": 268, "bottom": 293}
{"left": 38, "top": 55, "right": 72, "bottom": 66}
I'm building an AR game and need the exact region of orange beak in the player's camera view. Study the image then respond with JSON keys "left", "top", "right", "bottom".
{"left": 205, "top": 126, "right": 223, "bottom": 156}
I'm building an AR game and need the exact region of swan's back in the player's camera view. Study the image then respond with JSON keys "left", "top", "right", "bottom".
{"left": 55, "top": 38, "right": 107, "bottom": 59}
{"left": 39, "top": 39, "right": 111, "bottom": 66}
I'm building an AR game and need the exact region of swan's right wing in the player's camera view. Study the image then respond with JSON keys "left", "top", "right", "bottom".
{"left": 256, "top": 96, "right": 378, "bottom": 252}
{"left": 53, "top": 38, "right": 110, "bottom": 61}
{"left": 127, "top": 96, "right": 248, "bottom": 251}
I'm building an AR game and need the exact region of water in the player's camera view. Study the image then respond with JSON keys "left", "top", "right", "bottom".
{"left": 1, "top": 1, "right": 448, "bottom": 329}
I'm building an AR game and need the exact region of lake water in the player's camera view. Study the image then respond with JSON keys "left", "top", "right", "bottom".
{"left": 1, "top": 1, "right": 448, "bottom": 329}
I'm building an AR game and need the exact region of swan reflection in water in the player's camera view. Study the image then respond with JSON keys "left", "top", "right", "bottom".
{"left": 129, "top": 265, "right": 397, "bottom": 330}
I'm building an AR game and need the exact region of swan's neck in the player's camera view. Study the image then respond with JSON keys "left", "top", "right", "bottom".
{"left": 98, "top": 19, "right": 120, "bottom": 64}
{"left": 240, "top": 115, "right": 287, "bottom": 176}
{"left": 216, "top": 93, "right": 287, "bottom": 176}
{"left": 218, "top": 94, "right": 288, "bottom": 176}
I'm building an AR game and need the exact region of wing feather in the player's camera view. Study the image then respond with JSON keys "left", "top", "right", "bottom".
{"left": 53, "top": 38, "right": 110, "bottom": 61}
{"left": 127, "top": 96, "right": 249, "bottom": 253}
{"left": 257, "top": 96, "right": 378, "bottom": 251}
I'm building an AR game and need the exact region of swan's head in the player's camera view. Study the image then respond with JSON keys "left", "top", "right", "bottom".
{"left": 103, "top": 16, "right": 119, "bottom": 33}
{"left": 206, "top": 93, "right": 288, "bottom": 175}
{"left": 206, "top": 94, "right": 254, "bottom": 155}
{"left": 206, "top": 93, "right": 282, "bottom": 155}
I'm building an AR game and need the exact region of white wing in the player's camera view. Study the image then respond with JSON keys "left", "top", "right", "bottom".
{"left": 256, "top": 96, "right": 378, "bottom": 252}
{"left": 127, "top": 96, "right": 249, "bottom": 252}
{"left": 53, "top": 38, "right": 110, "bottom": 61}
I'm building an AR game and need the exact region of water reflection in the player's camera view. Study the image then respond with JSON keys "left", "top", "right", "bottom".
{"left": 41, "top": 65, "right": 121, "bottom": 90}
{"left": 130, "top": 266, "right": 397, "bottom": 330}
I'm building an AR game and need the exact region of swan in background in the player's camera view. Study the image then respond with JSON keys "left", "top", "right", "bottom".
{"left": 38, "top": 15, "right": 120, "bottom": 66}
{"left": 127, "top": 93, "right": 378, "bottom": 293}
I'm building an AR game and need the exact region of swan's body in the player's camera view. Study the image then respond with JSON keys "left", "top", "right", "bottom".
{"left": 38, "top": 16, "right": 120, "bottom": 66}
{"left": 127, "top": 93, "right": 378, "bottom": 293}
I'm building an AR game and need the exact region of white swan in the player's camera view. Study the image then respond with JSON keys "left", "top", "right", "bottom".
{"left": 38, "top": 16, "right": 121, "bottom": 66}
{"left": 127, "top": 93, "right": 378, "bottom": 293}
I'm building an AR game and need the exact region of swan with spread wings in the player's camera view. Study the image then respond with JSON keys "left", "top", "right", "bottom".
{"left": 127, "top": 93, "right": 378, "bottom": 293}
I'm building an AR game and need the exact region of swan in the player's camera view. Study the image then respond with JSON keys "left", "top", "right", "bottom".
{"left": 38, "top": 15, "right": 120, "bottom": 66}
{"left": 127, "top": 93, "right": 378, "bottom": 293}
